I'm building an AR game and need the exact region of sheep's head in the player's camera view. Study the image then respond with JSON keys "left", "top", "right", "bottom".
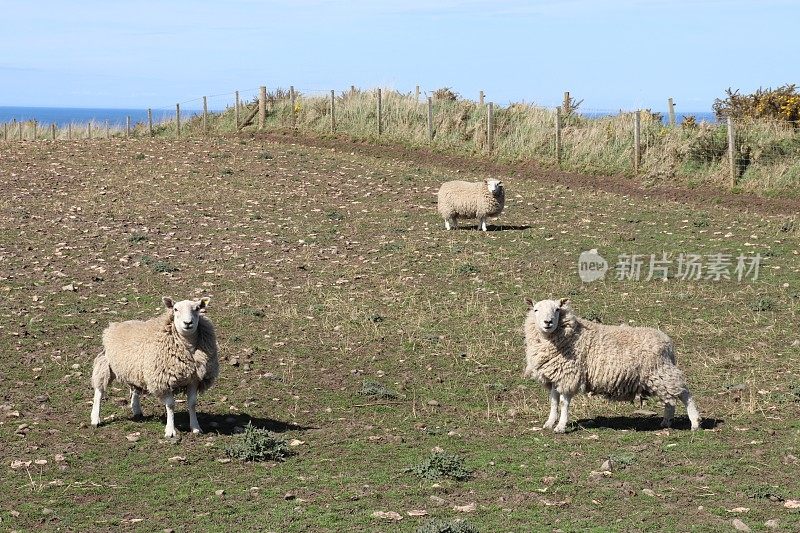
{"left": 163, "top": 296, "right": 210, "bottom": 336}
{"left": 525, "top": 297, "right": 569, "bottom": 336}
{"left": 484, "top": 178, "right": 503, "bottom": 195}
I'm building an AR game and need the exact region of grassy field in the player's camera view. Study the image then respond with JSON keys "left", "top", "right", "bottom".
{"left": 0, "top": 135, "right": 798, "bottom": 532}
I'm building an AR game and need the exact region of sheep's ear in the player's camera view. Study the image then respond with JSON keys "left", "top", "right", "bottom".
{"left": 162, "top": 297, "right": 174, "bottom": 309}
{"left": 198, "top": 297, "right": 210, "bottom": 310}
{"left": 559, "top": 298, "right": 570, "bottom": 308}
{"left": 524, "top": 297, "right": 534, "bottom": 308}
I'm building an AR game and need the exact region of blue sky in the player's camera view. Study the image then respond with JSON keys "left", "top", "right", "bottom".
{"left": 1, "top": 0, "right": 796, "bottom": 112}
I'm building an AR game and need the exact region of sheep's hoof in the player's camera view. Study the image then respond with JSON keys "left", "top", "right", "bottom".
{"left": 164, "top": 429, "right": 177, "bottom": 438}
{"left": 660, "top": 419, "right": 672, "bottom": 429}
{"left": 191, "top": 428, "right": 203, "bottom": 435}
{"left": 553, "top": 425, "right": 567, "bottom": 434}
{"left": 91, "top": 422, "right": 99, "bottom": 429}
{"left": 543, "top": 420, "right": 556, "bottom": 430}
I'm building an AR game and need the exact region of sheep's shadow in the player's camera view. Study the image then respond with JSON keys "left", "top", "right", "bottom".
{"left": 190, "top": 412, "right": 312, "bottom": 436}
{"left": 105, "top": 411, "right": 312, "bottom": 436}
{"left": 453, "top": 224, "right": 531, "bottom": 232}
{"left": 575, "top": 415, "right": 723, "bottom": 432}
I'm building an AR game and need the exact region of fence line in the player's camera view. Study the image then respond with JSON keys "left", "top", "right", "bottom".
{"left": 2, "top": 84, "right": 798, "bottom": 188}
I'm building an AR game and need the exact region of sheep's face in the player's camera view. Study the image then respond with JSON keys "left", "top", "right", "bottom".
{"left": 527, "top": 298, "right": 569, "bottom": 336}
{"left": 163, "top": 297, "right": 210, "bottom": 335}
{"left": 485, "top": 179, "right": 503, "bottom": 195}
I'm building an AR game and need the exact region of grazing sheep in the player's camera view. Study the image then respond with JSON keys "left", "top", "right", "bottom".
{"left": 523, "top": 298, "right": 700, "bottom": 433}
{"left": 437, "top": 178, "right": 505, "bottom": 231}
{"left": 91, "top": 297, "right": 219, "bottom": 438}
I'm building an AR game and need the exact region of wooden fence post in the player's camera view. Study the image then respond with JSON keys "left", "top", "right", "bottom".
{"left": 68, "top": 123, "right": 72, "bottom": 140}
{"left": 176, "top": 103, "right": 181, "bottom": 137}
{"left": 33, "top": 121, "right": 37, "bottom": 140}
{"left": 234, "top": 91, "right": 240, "bottom": 129}
{"left": 148, "top": 108, "right": 153, "bottom": 137}
{"left": 479, "top": 90, "right": 485, "bottom": 105}
{"left": 106, "top": 121, "right": 110, "bottom": 139}
{"left": 290, "top": 86, "right": 296, "bottom": 128}
{"left": 727, "top": 116, "right": 736, "bottom": 185}
{"left": 376, "top": 88, "right": 382, "bottom": 135}
{"left": 667, "top": 98, "right": 676, "bottom": 126}
{"left": 350, "top": 85, "right": 356, "bottom": 96}
{"left": 563, "top": 91, "right": 571, "bottom": 115}
{"left": 633, "top": 110, "right": 641, "bottom": 172}
{"left": 3, "top": 122, "right": 7, "bottom": 141}
{"left": 51, "top": 123, "right": 56, "bottom": 140}
{"left": 555, "top": 107, "right": 562, "bottom": 166}
{"left": 126, "top": 116, "right": 131, "bottom": 137}
{"left": 330, "top": 90, "right": 336, "bottom": 133}
{"left": 18, "top": 120, "right": 22, "bottom": 141}
{"left": 88, "top": 121, "right": 92, "bottom": 140}
{"left": 487, "top": 102, "right": 494, "bottom": 152}
{"left": 427, "top": 96, "right": 434, "bottom": 140}
{"left": 203, "top": 96, "right": 208, "bottom": 134}
{"left": 415, "top": 85, "right": 420, "bottom": 102}
{"left": 259, "top": 86, "right": 267, "bottom": 130}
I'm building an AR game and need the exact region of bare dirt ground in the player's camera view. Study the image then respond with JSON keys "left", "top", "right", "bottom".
{"left": 262, "top": 130, "right": 800, "bottom": 217}
{"left": 0, "top": 136, "right": 798, "bottom": 532}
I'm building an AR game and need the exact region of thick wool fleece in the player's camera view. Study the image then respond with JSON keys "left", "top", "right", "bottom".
{"left": 92, "top": 311, "right": 219, "bottom": 397}
{"left": 523, "top": 306, "right": 689, "bottom": 405}
{"left": 437, "top": 180, "right": 505, "bottom": 221}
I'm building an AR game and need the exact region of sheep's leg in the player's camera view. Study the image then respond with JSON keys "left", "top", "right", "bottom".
{"left": 90, "top": 389, "right": 103, "bottom": 428}
{"left": 162, "top": 392, "right": 176, "bottom": 438}
{"left": 130, "top": 388, "right": 143, "bottom": 419}
{"left": 661, "top": 403, "right": 675, "bottom": 428}
{"left": 543, "top": 387, "right": 560, "bottom": 429}
{"left": 187, "top": 382, "right": 202, "bottom": 434}
{"left": 554, "top": 393, "right": 572, "bottom": 433}
{"left": 479, "top": 217, "right": 488, "bottom": 231}
{"left": 445, "top": 217, "right": 457, "bottom": 230}
{"left": 680, "top": 389, "right": 701, "bottom": 431}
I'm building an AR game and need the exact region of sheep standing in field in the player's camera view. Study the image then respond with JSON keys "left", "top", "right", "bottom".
{"left": 523, "top": 298, "right": 700, "bottom": 433}
{"left": 437, "top": 178, "right": 505, "bottom": 231}
{"left": 90, "top": 297, "right": 219, "bottom": 438}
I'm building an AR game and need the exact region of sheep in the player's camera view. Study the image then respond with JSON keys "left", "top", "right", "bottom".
{"left": 90, "top": 297, "right": 219, "bottom": 438}
{"left": 437, "top": 178, "right": 505, "bottom": 231}
{"left": 523, "top": 298, "right": 700, "bottom": 433}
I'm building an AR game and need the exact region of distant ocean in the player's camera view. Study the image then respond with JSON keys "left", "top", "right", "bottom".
{"left": 0, "top": 106, "right": 204, "bottom": 126}
{"left": 0, "top": 106, "right": 718, "bottom": 126}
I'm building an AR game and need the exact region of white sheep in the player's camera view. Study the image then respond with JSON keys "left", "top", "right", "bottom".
{"left": 523, "top": 298, "right": 700, "bottom": 433}
{"left": 437, "top": 178, "right": 505, "bottom": 231}
{"left": 90, "top": 297, "right": 219, "bottom": 438}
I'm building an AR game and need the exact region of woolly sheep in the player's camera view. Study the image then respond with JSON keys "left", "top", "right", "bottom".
{"left": 90, "top": 297, "right": 219, "bottom": 438}
{"left": 437, "top": 178, "right": 505, "bottom": 231}
{"left": 523, "top": 298, "right": 700, "bottom": 433}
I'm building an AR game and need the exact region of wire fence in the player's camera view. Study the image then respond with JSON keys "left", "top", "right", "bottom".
{"left": 2, "top": 85, "right": 799, "bottom": 191}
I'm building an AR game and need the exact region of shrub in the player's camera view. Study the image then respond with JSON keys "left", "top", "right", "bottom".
{"left": 359, "top": 379, "right": 399, "bottom": 399}
{"left": 433, "top": 87, "right": 460, "bottom": 101}
{"left": 224, "top": 422, "right": 293, "bottom": 462}
{"left": 408, "top": 451, "right": 472, "bottom": 481}
{"left": 713, "top": 84, "right": 800, "bottom": 125}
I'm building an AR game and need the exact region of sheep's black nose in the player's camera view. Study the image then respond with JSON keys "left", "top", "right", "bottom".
{"left": 183, "top": 321, "right": 193, "bottom": 327}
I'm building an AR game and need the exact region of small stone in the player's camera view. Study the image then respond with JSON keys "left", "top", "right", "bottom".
{"left": 732, "top": 518, "right": 750, "bottom": 532}
{"left": 229, "top": 357, "right": 240, "bottom": 366}
{"left": 284, "top": 492, "right": 296, "bottom": 500}
{"left": 453, "top": 502, "right": 477, "bottom": 513}
{"left": 600, "top": 459, "right": 613, "bottom": 472}
{"left": 784, "top": 500, "right": 800, "bottom": 509}
{"left": 429, "top": 495, "right": 446, "bottom": 506}
{"left": 371, "top": 511, "right": 402, "bottom": 521}
{"left": 764, "top": 519, "right": 779, "bottom": 529}
{"left": 426, "top": 400, "right": 440, "bottom": 407}
{"left": 61, "top": 283, "right": 76, "bottom": 292}
{"left": 167, "top": 455, "right": 187, "bottom": 464}
{"left": 34, "top": 459, "right": 47, "bottom": 465}
{"left": 215, "top": 489, "right": 225, "bottom": 496}
{"left": 641, "top": 488, "right": 656, "bottom": 497}
{"left": 163, "top": 529, "right": 175, "bottom": 533}
{"left": 216, "top": 458, "right": 231, "bottom": 464}
{"left": 406, "top": 510, "right": 428, "bottom": 517}
{"left": 42, "top": 508, "right": 54, "bottom": 515}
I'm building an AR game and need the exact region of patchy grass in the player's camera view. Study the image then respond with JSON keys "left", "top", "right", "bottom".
{"left": 0, "top": 137, "right": 798, "bottom": 531}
